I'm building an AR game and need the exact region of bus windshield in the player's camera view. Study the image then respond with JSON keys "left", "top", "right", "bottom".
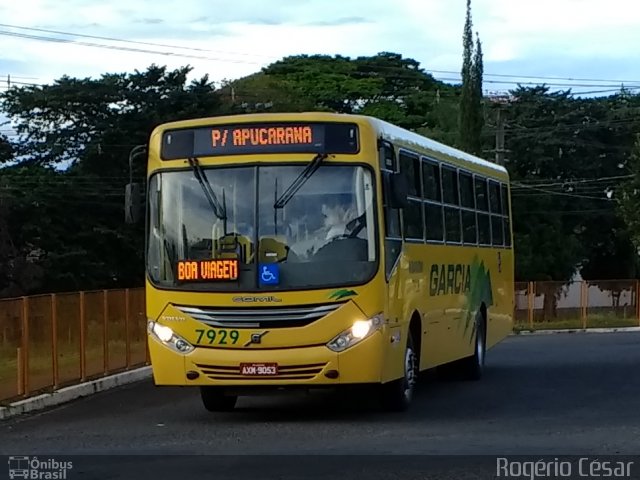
{"left": 146, "top": 163, "right": 378, "bottom": 291}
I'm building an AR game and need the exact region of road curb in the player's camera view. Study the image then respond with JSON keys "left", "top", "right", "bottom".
{"left": 0, "top": 366, "right": 152, "bottom": 420}
{"left": 512, "top": 326, "right": 640, "bottom": 335}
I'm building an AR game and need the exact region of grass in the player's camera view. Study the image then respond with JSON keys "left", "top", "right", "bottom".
{"left": 513, "top": 314, "right": 639, "bottom": 333}
{"left": 0, "top": 340, "right": 148, "bottom": 404}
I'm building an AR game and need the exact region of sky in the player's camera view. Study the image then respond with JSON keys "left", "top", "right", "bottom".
{"left": 1, "top": 0, "right": 640, "bottom": 98}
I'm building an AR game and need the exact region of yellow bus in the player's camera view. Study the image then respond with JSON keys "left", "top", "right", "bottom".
{"left": 125, "top": 112, "right": 514, "bottom": 412}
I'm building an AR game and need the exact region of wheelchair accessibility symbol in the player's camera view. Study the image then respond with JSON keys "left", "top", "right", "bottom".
{"left": 259, "top": 264, "right": 280, "bottom": 285}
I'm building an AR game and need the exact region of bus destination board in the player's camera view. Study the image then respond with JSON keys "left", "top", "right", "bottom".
{"left": 161, "top": 122, "right": 359, "bottom": 159}
{"left": 177, "top": 259, "right": 239, "bottom": 282}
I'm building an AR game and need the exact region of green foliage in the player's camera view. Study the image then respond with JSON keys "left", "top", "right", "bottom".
{"left": 471, "top": 33, "right": 485, "bottom": 152}
{"left": 0, "top": 134, "right": 12, "bottom": 162}
{"left": 219, "top": 72, "right": 314, "bottom": 113}
{"left": 0, "top": 65, "right": 223, "bottom": 296}
{"left": 507, "top": 88, "right": 587, "bottom": 281}
{"left": 261, "top": 54, "right": 378, "bottom": 113}
{"left": 618, "top": 134, "right": 640, "bottom": 252}
{"left": 258, "top": 52, "right": 456, "bottom": 132}
{"left": 1, "top": 65, "right": 220, "bottom": 171}
{"left": 507, "top": 86, "right": 640, "bottom": 283}
{"left": 459, "top": 0, "right": 484, "bottom": 156}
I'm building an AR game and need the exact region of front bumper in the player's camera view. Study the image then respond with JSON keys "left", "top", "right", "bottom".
{"left": 148, "top": 328, "right": 385, "bottom": 387}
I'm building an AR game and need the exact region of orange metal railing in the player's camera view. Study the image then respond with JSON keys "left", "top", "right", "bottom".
{"left": 514, "top": 280, "right": 640, "bottom": 331}
{"left": 0, "top": 288, "right": 148, "bottom": 404}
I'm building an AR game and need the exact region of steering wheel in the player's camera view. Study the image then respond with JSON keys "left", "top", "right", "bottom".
{"left": 345, "top": 213, "right": 366, "bottom": 238}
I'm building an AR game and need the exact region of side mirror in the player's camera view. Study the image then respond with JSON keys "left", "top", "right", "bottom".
{"left": 125, "top": 183, "right": 142, "bottom": 224}
{"left": 385, "top": 172, "right": 410, "bottom": 209}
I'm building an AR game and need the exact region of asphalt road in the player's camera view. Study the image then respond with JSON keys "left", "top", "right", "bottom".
{"left": 2, "top": 332, "right": 640, "bottom": 478}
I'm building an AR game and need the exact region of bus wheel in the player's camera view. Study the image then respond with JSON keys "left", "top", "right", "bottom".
{"left": 380, "top": 332, "right": 418, "bottom": 412}
{"left": 200, "top": 387, "right": 237, "bottom": 412}
{"left": 460, "top": 312, "right": 486, "bottom": 380}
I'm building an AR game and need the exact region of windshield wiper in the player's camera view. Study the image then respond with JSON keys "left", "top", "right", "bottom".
{"left": 273, "top": 153, "right": 328, "bottom": 209}
{"left": 187, "top": 157, "right": 227, "bottom": 222}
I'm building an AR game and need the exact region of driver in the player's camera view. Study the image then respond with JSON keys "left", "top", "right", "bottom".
{"left": 322, "top": 201, "right": 359, "bottom": 241}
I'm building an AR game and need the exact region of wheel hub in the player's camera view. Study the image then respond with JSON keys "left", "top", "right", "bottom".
{"left": 403, "top": 347, "right": 417, "bottom": 399}
{"left": 477, "top": 323, "right": 485, "bottom": 365}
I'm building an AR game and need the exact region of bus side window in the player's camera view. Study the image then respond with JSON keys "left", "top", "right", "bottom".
{"left": 475, "top": 176, "right": 491, "bottom": 245}
{"left": 422, "top": 159, "right": 443, "bottom": 242}
{"left": 489, "top": 180, "right": 504, "bottom": 246}
{"left": 501, "top": 183, "right": 512, "bottom": 247}
{"left": 379, "top": 141, "right": 401, "bottom": 239}
{"left": 379, "top": 140, "right": 402, "bottom": 278}
{"left": 459, "top": 171, "right": 477, "bottom": 245}
{"left": 399, "top": 151, "right": 422, "bottom": 198}
{"left": 399, "top": 150, "right": 424, "bottom": 241}
{"left": 442, "top": 166, "right": 461, "bottom": 244}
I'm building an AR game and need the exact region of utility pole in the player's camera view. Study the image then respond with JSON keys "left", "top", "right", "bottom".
{"left": 495, "top": 106, "right": 506, "bottom": 166}
{"left": 485, "top": 92, "right": 512, "bottom": 166}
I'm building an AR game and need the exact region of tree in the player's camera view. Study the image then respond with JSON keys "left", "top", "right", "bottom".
{"left": 568, "top": 93, "right": 640, "bottom": 307}
{"left": 618, "top": 134, "right": 640, "bottom": 252}
{"left": 579, "top": 214, "right": 638, "bottom": 310}
{"left": 459, "top": 0, "right": 484, "bottom": 156}
{"left": 260, "top": 52, "right": 457, "bottom": 132}
{"left": 219, "top": 72, "right": 315, "bottom": 114}
{"left": 1, "top": 65, "right": 221, "bottom": 171}
{"left": 0, "top": 134, "right": 12, "bottom": 162}
{"left": 0, "top": 165, "right": 47, "bottom": 297}
{"left": 471, "top": 33, "right": 485, "bottom": 153}
{"left": 507, "top": 86, "right": 598, "bottom": 319}
{"left": 261, "top": 54, "right": 379, "bottom": 114}
{"left": 504, "top": 85, "right": 640, "bottom": 318}
{"left": 0, "top": 65, "right": 224, "bottom": 296}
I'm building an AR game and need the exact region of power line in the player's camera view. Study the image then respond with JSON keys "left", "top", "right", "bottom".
{"left": 503, "top": 117, "right": 640, "bottom": 134}
{"left": 0, "top": 23, "right": 275, "bottom": 60}
{"left": 437, "top": 77, "right": 640, "bottom": 88}
{"left": 511, "top": 182, "right": 615, "bottom": 201}
{"left": 519, "top": 209, "right": 619, "bottom": 216}
{"left": 4, "top": 22, "right": 640, "bottom": 87}
{"left": 0, "top": 30, "right": 260, "bottom": 66}
{"left": 512, "top": 175, "right": 634, "bottom": 188}
{"left": 0, "top": 80, "right": 46, "bottom": 88}
{"left": 3, "top": 23, "right": 640, "bottom": 92}
{"left": 426, "top": 69, "right": 640, "bottom": 85}
{"left": 0, "top": 73, "right": 39, "bottom": 80}
{"left": 218, "top": 80, "right": 640, "bottom": 101}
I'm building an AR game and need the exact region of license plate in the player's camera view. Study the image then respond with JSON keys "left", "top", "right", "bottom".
{"left": 240, "top": 363, "right": 278, "bottom": 376}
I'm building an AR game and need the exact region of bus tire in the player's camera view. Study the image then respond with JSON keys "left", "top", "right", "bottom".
{"left": 459, "top": 311, "right": 486, "bottom": 381}
{"left": 200, "top": 387, "right": 237, "bottom": 412}
{"left": 380, "top": 331, "right": 418, "bottom": 412}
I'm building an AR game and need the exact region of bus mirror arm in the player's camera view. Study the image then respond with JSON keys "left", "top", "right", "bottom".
{"left": 124, "top": 144, "right": 147, "bottom": 224}
{"left": 125, "top": 182, "right": 142, "bottom": 224}
{"left": 386, "top": 172, "right": 410, "bottom": 209}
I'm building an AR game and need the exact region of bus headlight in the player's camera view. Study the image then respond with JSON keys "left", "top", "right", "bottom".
{"left": 327, "top": 314, "right": 384, "bottom": 352}
{"left": 147, "top": 320, "right": 194, "bottom": 354}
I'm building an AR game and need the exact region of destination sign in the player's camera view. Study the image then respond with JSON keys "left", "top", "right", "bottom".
{"left": 211, "top": 125, "right": 315, "bottom": 148}
{"left": 177, "top": 259, "right": 239, "bottom": 282}
{"left": 161, "top": 122, "right": 359, "bottom": 159}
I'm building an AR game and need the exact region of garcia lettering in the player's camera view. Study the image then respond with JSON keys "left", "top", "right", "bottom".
{"left": 429, "top": 263, "right": 471, "bottom": 296}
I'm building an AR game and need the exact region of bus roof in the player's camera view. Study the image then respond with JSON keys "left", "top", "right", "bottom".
{"left": 153, "top": 111, "right": 508, "bottom": 176}
{"left": 363, "top": 116, "right": 508, "bottom": 176}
